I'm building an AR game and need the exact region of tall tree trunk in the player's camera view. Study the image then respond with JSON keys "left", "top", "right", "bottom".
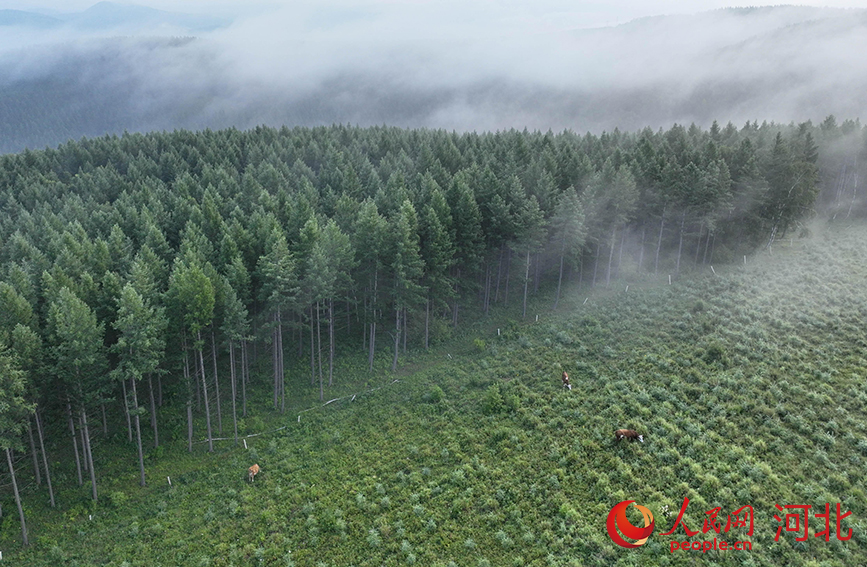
{"left": 298, "top": 311, "right": 304, "bottom": 358}
{"left": 5, "top": 448, "right": 28, "bottom": 546}
{"left": 402, "top": 306, "right": 408, "bottom": 353}
{"left": 194, "top": 350, "right": 201, "bottom": 410}
{"left": 592, "top": 242, "right": 601, "bottom": 287}
{"left": 271, "top": 311, "right": 280, "bottom": 410}
{"left": 328, "top": 298, "right": 335, "bottom": 387}
{"left": 616, "top": 227, "right": 626, "bottom": 280}
{"left": 494, "top": 244, "right": 504, "bottom": 303}
{"left": 148, "top": 374, "right": 159, "bottom": 448}
{"left": 362, "top": 292, "right": 368, "bottom": 352}
{"left": 676, "top": 211, "right": 686, "bottom": 273}
{"left": 241, "top": 339, "right": 248, "bottom": 418}
{"left": 369, "top": 270, "right": 378, "bottom": 371}
{"left": 452, "top": 268, "right": 460, "bottom": 328}
{"left": 130, "top": 375, "right": 145, "bottom": 487}
{"left": 702, "top": 229, "right": 712, "bottom": 265}
{"left": 27, "top": 420, "right": 40, "bottom": 485}
{"left": 184, "top": 345, "right": 193, "bottom": 452}
{"left": 504, "top": 247, "right": 512, "bottom": 305}
{"left": 694, "top": 221, "right": 704, "bottom": 265}
{"left": 210, "top": 330, "right": 222, "bottom": 435}
{"left": 278, "top": 311, "right": 285, "bottom": 414}
{"left": 229, "top": 341, "right": 239, "bottom": 446}
{"left": 273, "top": 312, "right": 279, "bottom": 409}
{"left": 81, "top": 407, "right": 98, "bottom": 501}
{"left": 368, "top": 318, "right": 377, "bottom": 371}
{"left": 121, "top": 377, "right": 132, "bottom": 442}
{"left": 392, "top": 304, "right": 401, "bottom": 372}
{"left": 846, "top": 168, "right": 859, "bottom": 218}
{"left": 35, "top": 410, "right": 55, "bottom": 508}
{"left": 101, "top": 403, "right": 108, "bottom": 437}
{"left": 483, "top": 263, "right": 491, "bottom": 314}
{"left": 522, "top": 248, "right": 531, "bottom": 319}
{"left": 157, "top": 373, "right": 163, "bottom": 407}
{"left": 310, "top": 307, "right": 317, "bottom": 385}
{"left": 708, "top": 233, "right": 716, "bottom": 265}
{"left": 554, "top": 234, "right": 566, "bottom": 310}
{"left": 424, "top": 297, "right": 430, "bottom": 350}
{"left": 79, "top": 414, "right": 88, "bottom": 472}
{"left": 606, "top": 226, "right": 617, "bottom": 286}
{"left": 67, "top": 402, "right": 83, "bottom": 486}
{"left": 637, "top": 225, "right": 646, "bottom": 274}
{"left": 655, "top": 209, "right": 666, "bottom": 276}
{"left": 533, "top": 251, "right": 541, "bottom": 294}
{"left": 197, "top": 333, "right": 214, "bottom": 453}
{"left": 347, "top": 298, "right": 352, "bottom": 338}
{"left": 187, "top": 401, "right": 193, "bottom": 453}
{"left": 317, "top": 301, "right": 324, "bottom": 401}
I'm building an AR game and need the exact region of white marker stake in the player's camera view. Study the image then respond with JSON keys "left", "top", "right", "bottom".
{"left": 497, "top": 328, "right": 500, "bottom": 336}
{"left": 535, "top": 315, "right": 539, "bottom": 322}
{"left": 243, "top": 439, "right": 248, "bottom": 450}
{"left": 744, "top": 255, "right": 747, "bottom": 265}
{"left": 668, "top": 275, "right": 672, "bottom": 285}
{"left": 298, "top": 415, "right": 301, "bottom": 423}
{"left": 625, "top": 285, "right": 628, "bottom": 293}
{"left": 167, "top": 476, "right": 171, "bottom": 486}
{"left": 710, "top": 266, "right": 716, "bottom": 275}
{"left": 583, "top": 298, "right": 588, "bottom": 305}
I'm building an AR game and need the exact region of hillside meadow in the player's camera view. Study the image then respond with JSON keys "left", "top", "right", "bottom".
{"left": 0, "top": 218, "right": 864, "bottom": 566}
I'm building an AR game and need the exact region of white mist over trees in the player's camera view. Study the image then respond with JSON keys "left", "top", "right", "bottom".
{"left": 2, "top": 4, "right": 867, "bottom": 153}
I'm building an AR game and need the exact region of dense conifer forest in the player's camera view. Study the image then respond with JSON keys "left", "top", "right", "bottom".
{"left": 0, "top": 119, "right": 866, "bottom": 564}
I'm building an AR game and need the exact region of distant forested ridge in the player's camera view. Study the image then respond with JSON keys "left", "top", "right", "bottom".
{"left": 3, "top": 6, "right": 867, "bottom": 155}
{"left": 0, "top": 120, "right": 864, "bottom": 542}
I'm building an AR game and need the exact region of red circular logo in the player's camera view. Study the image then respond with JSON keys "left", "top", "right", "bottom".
{"left": 606, "top": 500, "right": 655, "bottom": 548}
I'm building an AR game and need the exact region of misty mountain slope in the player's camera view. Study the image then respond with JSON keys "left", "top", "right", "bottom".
{"left": 0, "top": 10, "right": 63, "bottom": 28}
{"left": 1, "top": 5, "right": 867, "bottom": 154}
{"left": 0, "top": 2, "right": 227, "bottom": 33}
{"left": 63, "top": 1, "right": 227, "bottom": 32}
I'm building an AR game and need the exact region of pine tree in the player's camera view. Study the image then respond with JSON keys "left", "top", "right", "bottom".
{"left": 113, "top": 283, "right": 167, "bottom": 486}
{"left": 551, "top": 189, "right": 586, "bottom": 309}
{"left": 389, "top": 200, "right": 425, "bottom": 371}
{"left": 48, "top": 287, "right": 107, "bottom": 500}
{"left": 169, "top": 260, "right": 215, "bottom": 452}
{"left": 0, "top": 350, "right": 35, "bottom": 545}
{"left": 257, "top": 228, "right": 299, "bottom": 411}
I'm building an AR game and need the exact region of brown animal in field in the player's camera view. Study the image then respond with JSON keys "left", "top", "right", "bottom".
{"left": 561, "top": 371, "right": 571, "bottom": 390}
{"left": 614, "top": 429, "right": 644, "bottom": 443}
{"left": 248, "top": 463, "right": 260, "bottom": 482}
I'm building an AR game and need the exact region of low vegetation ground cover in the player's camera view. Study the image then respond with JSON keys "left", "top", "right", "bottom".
{"left": 3, "top": 220, "right": 866, "bottom": 566}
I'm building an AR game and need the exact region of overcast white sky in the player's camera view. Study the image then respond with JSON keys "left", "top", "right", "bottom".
{"left": 7, "top": 0, "right": 867, "bottom": 29}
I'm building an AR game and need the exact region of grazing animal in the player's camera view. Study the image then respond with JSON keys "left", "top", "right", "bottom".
{"left": 248, "top": 463, "right": 260, "bottom": 482}
{"left": 561, "top": 371, "right": 571, "bottom": 390}
{"left": 614, "top": 429, "right": 644, "bottom": 443}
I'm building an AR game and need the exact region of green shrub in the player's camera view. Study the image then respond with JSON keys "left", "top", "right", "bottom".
{"left": 108, "top": 491, "right": 128, "bottom": 509}
{"left": 424, "top": 385, "right": 445, "bottom": 403}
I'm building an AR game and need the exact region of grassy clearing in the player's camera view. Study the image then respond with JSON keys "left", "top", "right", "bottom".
{"left": 3, "top": 220, "right": 867, "bottom": 566}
